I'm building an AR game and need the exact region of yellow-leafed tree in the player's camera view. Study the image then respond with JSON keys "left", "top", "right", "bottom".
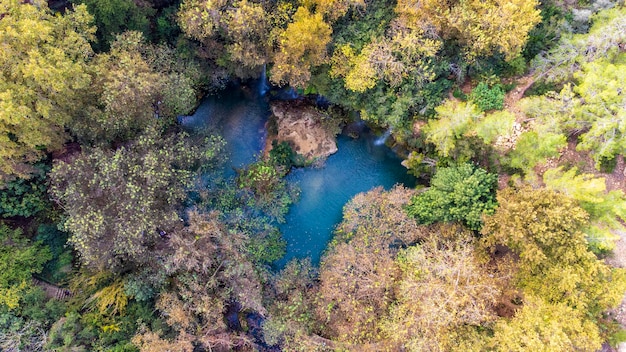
{"left": 0, "top": 0, "right": 95, "bottom": 181}
{"left": 270, "top": 7, "right": 332, "bottom": 88}
{"left": 395, "top": 0, "right": 541, "bottom": 61}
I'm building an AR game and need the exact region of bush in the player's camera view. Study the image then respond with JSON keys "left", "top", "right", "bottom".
{"left": 406, "top": 163, "right": 498, "bottom": 230}
{"left": 35, "top": 225, "right": 73, "bottom": 283}
{"left": 469, "top": 82, "right": 505, "bottom": 111}
{"left": 269, "top": 141, "right": 301, "bottom": 168}
{"left": 0, "top": 165, "right": 49, "bottom": 218}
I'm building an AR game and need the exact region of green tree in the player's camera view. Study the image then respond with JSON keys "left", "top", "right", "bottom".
{"left": 504, "top": 130, "right": 566, "bottom": 174}
{"left": 50, "top": 128, "right": 224, "bottom": 270}
{"left": 407, "top": 163, "right": 498, "bottom": 230}
{"left": 0, "top": 225, "right": 51, "bottom": 309}
{"left": 472, "top": 110, "right": 516, "bottom": 145}
{"left": 0, "top": 0, "right": 95, "bottom": 181}
{"left": 73, "top": 31, "right": 201, "bottom": 145}
{"left": 469, "top": 82, "right": 505, "bottom": 111}
{"left": 0, "top": 163, "right": 49, "bottom": 218}
{"left": 71, "top": 0, "right": 154, "bottom": 51}
{"left": 543, "top": 167, "right": 626, "bottom": 253}
{"left": 573, "top": 60, "right": 626, "bottom": 168}
{"left": 532, "top": 7, "right": 626, "bottom": 85}
{"left": 520, "top": 59, "right": 625, "bottom": 170}
{"left": 423, "top": 100, "right": 483, "bottom": 159}
{"left": 237, "top": 160, "right": 296, "bottom": 223}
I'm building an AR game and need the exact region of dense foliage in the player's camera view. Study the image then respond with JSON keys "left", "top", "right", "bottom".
{"left": 1, "top": 0, "right": 626, "bottom": 350}
{"left": 49, "top": 128, "right": 224, "bottom": 270}
{"left": 407, "top": 163, "right": 498, "bottom": 230}
{"left": 0, "top": 1, "right": 94, "bottom": 181}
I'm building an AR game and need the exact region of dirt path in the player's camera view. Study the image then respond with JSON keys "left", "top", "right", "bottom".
{"left": 503, "top": 75, "right": 536, "bottom": 121}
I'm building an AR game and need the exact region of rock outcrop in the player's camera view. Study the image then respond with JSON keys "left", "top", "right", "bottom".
{"left": 265, "top": 101, "right": 339, "bottom": 161}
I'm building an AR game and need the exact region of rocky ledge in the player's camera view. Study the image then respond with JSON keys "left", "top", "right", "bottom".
{"left": 265, "top": 100, "right": 339, "bottom": 162}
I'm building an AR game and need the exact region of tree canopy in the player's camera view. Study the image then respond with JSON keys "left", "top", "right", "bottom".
{"left": 407, "top": 163, "right": 498, "bottom": 230}
{"left": 0, "top": 1, "right": 94, "bottom": 181}
{"left": 50, "top": 128, "right": 224, "bottom": 269}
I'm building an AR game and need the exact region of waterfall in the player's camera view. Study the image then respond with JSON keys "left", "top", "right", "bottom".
{"left": 258, "top": 64, "right": 270, "bottom": 96}
{"left": 373, "top": 128, "right": 392, "bottom": 146}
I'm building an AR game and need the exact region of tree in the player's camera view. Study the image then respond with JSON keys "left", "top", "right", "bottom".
{"left": 144, "top": 210, "right": 263, "bottom": 351}
{"left": 520, "top": 59, "right": 625, "bottom": 170}
{"left": 49, "top": 128, "right": 224, "bottom": 270}
{"left": 407, "top": 163, "right": 498, "bottom": 230}
{"left": 0, "top": 0, "right": 95, "bottom": 181}
{"left": 314, "top": 188, "right": 501, "bottom": 350}
{"left": 382, "top": 227, "right": 499, "bottom": 351}
{"left": 394, "top": 0, "right": 541, "bottom": 61}
{"left": 263, "top": 259, "right": 321, "bottom": 350}
{"left": 132, "top": 330, "right": 194, "bottom": 352}
{"left": 573, "top": 60, "right": 626, "bottom": 168}
{"left": 543, "top": 167, "right": 626, "bottom": 253}
{"left": 333, "top": 185, "right": 423, "bottom": 245}
{"left": 423, "top": 100, "right": 484, "bottom": 158}
{"left": 0, "top": 163, "right": 49, "bottom": 218}
{"left": 71, "top": 0, "right": 153, "bottom": 51}
{"left": 469, "top": 82, "right": 505, "bottom": 111}
{"left": 504, "top": 130, "right": 566, "bottom": 174}
{"left": 472, "top": 110, "right": 516, "bottom": 145}
{"left": 532, "top": 7, "right": 626, "bottom": 85}
{"left": 73, "top": 31, "right": 200, "bottom": 145}
{"left": 0, "top": 225, "right": 51, "bottom": 309}
{"left": 306, "top": 0, "right": 364, "bottom": 22}
{"left": 523, "top": 7, "right": 626, "bottom": 169}
{"left": 481, "top": 187, "right": 626, "bottom": 315}
{"left": 317, "top": 186, "right": 420, "bottom": 345}
{"left": 271, "top": 7, "right": 332, "bottom": 88}
{"left": 237, "top": 160, "right": 296, "bottom": 223}
{"left": 330, "top": 25, "right": 440, "bottom": 94}
{"left": 489, "top": 295, "right": 603, "bottom": 352}
{"left": 178, "top": 0, "right": 272, "bottom": 76}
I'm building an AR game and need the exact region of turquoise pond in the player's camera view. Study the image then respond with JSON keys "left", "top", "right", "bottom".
{"left": 184, "top": 85, "right": 415, "bottom": 265}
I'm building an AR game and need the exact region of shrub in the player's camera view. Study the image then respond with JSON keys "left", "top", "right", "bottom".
{"left": 407, "top": 163, "right": 498, "bottom": 230}
{"left": 469, "top": 82, "right": 505, "bottom": 111}
{"left": 0, "top": 165, "right": 49, "bottom": 218}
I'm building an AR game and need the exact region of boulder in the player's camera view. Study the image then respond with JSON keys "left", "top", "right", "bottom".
{"left": 265, "top": 101, "right": 339, "bottom": 162}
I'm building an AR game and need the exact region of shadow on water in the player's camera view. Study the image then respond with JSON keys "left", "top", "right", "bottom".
{"left": 183, "top": 84, "right": 415, "bottom": 267}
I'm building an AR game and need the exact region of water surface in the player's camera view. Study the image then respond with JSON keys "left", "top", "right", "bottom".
{"left": 278, "top": 131, "right": 415, "bottom": 265}
{"left": 182, "top": 87, "right": 269, "bottom": 176}
{"left": 185, "top": 86, "right": 415, "bottom": 266}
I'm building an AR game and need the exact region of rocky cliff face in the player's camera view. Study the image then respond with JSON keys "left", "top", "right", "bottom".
{"left": 265, "top": 101, "right": 339, "bottom": 162}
